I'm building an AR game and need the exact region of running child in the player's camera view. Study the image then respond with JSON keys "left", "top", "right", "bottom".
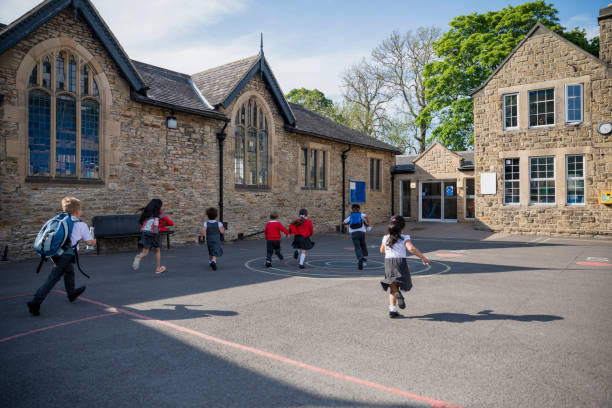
{"left": 289, "top": 208, "right": 314, "bottom": 269}
{"left": 28, "top": 197, "right": 95, "bottom": 316}
{"left": 264, "top": 211, "right": 289, "bottom": 267}
{"left": 380, "top": 216, "right": 429, "bottom": 318}
{"left": 343, "top": 203, "right": 371, "bottom": 270}
{"left": 132, "top": 199, "right": 173, "bottom": 274}
{"left": 200, "top": 207, "right": 224, "bottom": 270}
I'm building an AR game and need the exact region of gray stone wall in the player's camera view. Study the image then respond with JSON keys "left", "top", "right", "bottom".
{"left": 472, "top": 27, "right": 612, "bottom": 237}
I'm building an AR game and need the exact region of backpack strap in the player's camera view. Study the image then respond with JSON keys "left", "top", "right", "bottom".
{"left": 35, "top": 255, "right": 47, "bottom": 274}
{"left": 72, "top": 246, "right": 90, "bottom": 279}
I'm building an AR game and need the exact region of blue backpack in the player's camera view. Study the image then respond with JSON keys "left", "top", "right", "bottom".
{"left": 34, "top": 213, "right": 74, "bottom": 258}
{"left": 349, "top": 212, "right": 363, "bottom": 229}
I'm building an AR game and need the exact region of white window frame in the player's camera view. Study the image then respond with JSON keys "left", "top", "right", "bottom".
{"left": 503, "top": 158, "right": 520, "bottom": 205}
{"left": 528, "top": 88, "right": 555, "bottom": 128}
{"left": 529, "top": 156, "right": 555, "bottom": 205}
{"left": 565, "top": 83, "right": 583, "bottom": 124}
{"left": 566, "top": 155, "right": 585, "bottom": 205}
{"left": 503, "top": 93, "right": 519, "bottom": 130}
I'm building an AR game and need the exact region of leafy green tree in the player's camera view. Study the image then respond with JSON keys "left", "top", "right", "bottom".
{"left": 423, "top": 1, "right": 575, "bottom": 150}
{"left": 285, "top": 88, "right": 349, "bottom": 124}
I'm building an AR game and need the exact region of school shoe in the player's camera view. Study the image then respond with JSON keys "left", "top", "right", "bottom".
{"left": 277, "top": 252, "right": 284, "bottom": 260}
{"left": 394, "top": 291, "right": 406, "bottom": 309}
{"left": 68, "top": 286, "right": 86, "bottom": 303}
{"left": 299, "top": 264, "right": 305, "bottom": 269}
{"left": 362, "top": 258, "right": 367, "bottom": 267}
{"left": 293, "top": 250, "right": 299, "bottom": 260}
{"left": 27, "top": 301, "right": 40, "bottom": 316}
{"left": 358, "top": 259, "right": 363, "bottom": 270}
{"left": 132, "top": 255, "right": 140, "bottom": 270}
{"left": 211, "top": 261, "right": 217, "bottom": 271}
{"left": 265, "top": 260, "right": 272, "bottom": 268}
{"left": 389, "top": 311, "right": 400, "bottom": 318}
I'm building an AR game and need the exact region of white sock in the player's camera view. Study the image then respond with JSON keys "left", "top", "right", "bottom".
{"left": 400, "top": 290, "right": 406, "bottom": 297}
{"left": 299, "top": 253, "right": 306, "bottom": 265}
{"left": 389, "top": 305, "right": 398, "bottom": 312}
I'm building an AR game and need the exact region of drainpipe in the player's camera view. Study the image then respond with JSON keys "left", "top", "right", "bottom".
{"left": 216, "top": 121, "right": 229, "bottom": 224}
{"left": 391, "top": 169, "right": 395, "bottom": 216}
{"left": 341, "top": 145, "right": 352, "bottom": 233}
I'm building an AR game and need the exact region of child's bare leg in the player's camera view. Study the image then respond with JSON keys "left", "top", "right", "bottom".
{"left": 139, "top": 248, "right": 150, "bottom": 260}
{"left": 389, "top": 283, "right": 398, "bottom": 306}
{"left": 154, "top": 248, "right": 161, "bottom": 270}
{"left": 211, "top": 256, "right": 216, "bottom": 262}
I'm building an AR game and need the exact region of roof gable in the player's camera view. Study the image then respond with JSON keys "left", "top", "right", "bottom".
{"left": 412, "top": 141, "right": 461, "bottom": 164}
{"left": 0, "top": 0, "right": 146, "bottom": 92}
{"left": 192, "top": 53, "right": 296, "bottom": 125}
{"left": 470, "top": 22, "right": 608, "bottom": 97}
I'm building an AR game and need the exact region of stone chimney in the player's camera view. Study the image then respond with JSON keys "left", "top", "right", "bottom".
{"left": 599, "top": 4, "right": 612, "bottom": 63}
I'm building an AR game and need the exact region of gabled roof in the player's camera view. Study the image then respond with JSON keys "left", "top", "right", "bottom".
{"left": 0, "top": 0, "right": 146, "bottom": 92}
{"left": 413, "top": 141, "right": 462, "bottom": 163}
{"left": 192, "top": 53, "right": 296, "bottom": 125}
{"left": 287, "top": 102, "right": 401, "bottom": 154}
{"left": 397, "top": 142, "right": 473, "bottom": 169}
{"left": 470, "top": 22, "right": 609, "bottom": 97}
{"left": 131, "top": 60, "right": 226, "bottom": 121}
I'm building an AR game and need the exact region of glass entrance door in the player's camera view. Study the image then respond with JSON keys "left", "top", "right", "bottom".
{"left": 420, "top": 180, "right": 457, "bottom": 222}
{"left": 421, "top": 182, "right": 442, "bottom": 220}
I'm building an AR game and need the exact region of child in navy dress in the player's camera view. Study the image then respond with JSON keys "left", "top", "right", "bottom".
{"left": 200, "top": 207, "right": 225, "bottom": 270}
{"left": 289, "top": 208, "right": 314, "bottom": 269}
{"left": 380, "top": 215, "right": 429, "bottom": 318}
{"left": 264, "top": 211, "right": 289, "bottom": 267}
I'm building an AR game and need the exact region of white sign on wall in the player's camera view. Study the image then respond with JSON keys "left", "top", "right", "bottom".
{"left": 480, "top": 172, "right": 497, "bottom": 195}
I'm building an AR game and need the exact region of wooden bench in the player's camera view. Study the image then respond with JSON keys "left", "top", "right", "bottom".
{"left": 91, "top": 215, "right": 174, "bottom": 255}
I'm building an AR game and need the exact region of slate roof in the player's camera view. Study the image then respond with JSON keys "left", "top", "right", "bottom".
{"left": 131, "top": 60, "right": 225, "bottom": 120}
{"left": 192, "top": 55, "right": 260, "bottom": 107}
{"left": 395, "top": 154, "right": 418, "bottom": 165}
{"left": 0, "top": 23, "right": 6, "bottom": 30}
{"left": 287, "top": 103, "right": 401, "bottom": 154}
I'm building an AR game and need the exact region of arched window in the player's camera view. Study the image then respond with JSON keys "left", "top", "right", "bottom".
{"left": 27, "top": 50, "right": 101, "bottom": 179}
{"left": 234, "top": 98, "right": 269, "bottom": 186}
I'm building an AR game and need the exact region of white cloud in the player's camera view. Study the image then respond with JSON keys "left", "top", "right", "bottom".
{"left": 563, "top": 14, "right": 599, "bottom": 39}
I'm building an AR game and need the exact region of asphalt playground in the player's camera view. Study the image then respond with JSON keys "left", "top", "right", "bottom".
{"left": 1, "top": 224, "right": 611, "bottom": 408}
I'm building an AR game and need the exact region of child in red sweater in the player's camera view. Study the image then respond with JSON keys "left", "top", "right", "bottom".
{"left": 289, "top": 208, "right": 314, "bottom": 269}
{"left": 264, "top": 211, "right": 289, "bottom": 267}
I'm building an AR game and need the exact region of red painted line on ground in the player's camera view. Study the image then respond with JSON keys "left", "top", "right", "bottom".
{"left": 0, "top": 312, "right": 119, "bottom": 343}
{"left": 576, "top": 261, "right": 612, "bottom": 267}
{"left": 66, "top": 291, "right": 464, "bottom": 408}
{"left": 0, "top": 293, "right": 31, "bottom": 301}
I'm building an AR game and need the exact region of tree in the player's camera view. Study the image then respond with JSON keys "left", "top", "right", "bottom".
{"left": 422, "top": 1, "right": 566, "bottom": 150}
{"left": 371, "top": 27, "right": 441, "bottom": 153}
{"left": 285, "top": 88, "right": 348, "bottom": 124}
{"left": 341, "top": 59, "right": 392, "bottom": 139}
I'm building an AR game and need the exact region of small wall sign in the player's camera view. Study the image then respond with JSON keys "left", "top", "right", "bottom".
{"left": 601, "top": 190, "right": 612, "bottom": 204}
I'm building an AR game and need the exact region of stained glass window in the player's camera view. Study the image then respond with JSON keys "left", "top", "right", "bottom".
{"left": 81, "top": 66, "right": 89, "bottom": 95}
{"left": 235, "top": 99, "right": 269, "bottom": 186}
{"left": 29, "top": 66, "right": 37, "bottom": 87}
{"left": 81, "top": 100, "right": 99, "bottom": 178}
{"left": 56, "top": 53, "right": 65, "bottom": 90}
{"left": 93, "top": 79, "right": 99, "bottom": 98}
{"left": 42, "top": 57, "right": 51, "bottom": 89}
{"left": 28, "top": 90, "right": 51, "bottom": 176}
{"left": 234, "top": 127, "right": 245, "bottom": 184}
{"left": 247, "top": 129, "right": 257, "bottom": 184}
{"left": 69, "top": 56, "right": 77, "bottom": 92}
{"left": 56, "top": 94, "right": 76, "bottom": 176}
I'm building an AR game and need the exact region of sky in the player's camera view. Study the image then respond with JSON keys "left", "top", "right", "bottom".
{"left": 0, "top": 0, "right": 606, "bottom": 101}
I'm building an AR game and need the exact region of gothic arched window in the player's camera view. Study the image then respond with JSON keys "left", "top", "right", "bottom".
{"left": 27, "top": 50, "right": 101, "bottom": 179}
{"left": 234, "top": 98, "right": 269, "bottom": 185}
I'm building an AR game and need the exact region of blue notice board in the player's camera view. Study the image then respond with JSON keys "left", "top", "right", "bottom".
{"left": 350, "top": 180, "right": 366, "bottom": 203}
{"left": 446, "top": 185, "right": 454, "bottom": 196}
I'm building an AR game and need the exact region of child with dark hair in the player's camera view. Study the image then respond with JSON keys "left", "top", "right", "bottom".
{"left": 264, "top": 211, "right": 289, "bottom": 267}
{"left": 343, "top": 203, "right": 371, "bottom": 270}
{"left": 380, "top": 215, "right": 429, "bottom": 318}
{"left": 132, "top": 198, "right": 173, "bottom": 274}
{"left": 289, "top": 208, "right": 314, "bottom": 269}
{"left": 200, "top": 207, "right": 224, "bottom": 270}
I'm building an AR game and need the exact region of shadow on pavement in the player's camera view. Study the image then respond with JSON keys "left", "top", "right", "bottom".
{"left": 129, "top": 304, "right": 239, "bottom": 320}
{"left": 406, "top": 309, "right": 564, "bottom": 323}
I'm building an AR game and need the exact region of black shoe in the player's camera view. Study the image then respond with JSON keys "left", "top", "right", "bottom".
{"left": 394, "top": 291, "right": 406, "bottom": 309}
{"left": 27, "top": 301, "right": 40, "bottom": 316}
{"left": 389, "top": 311, "right": 400, "bottom": 318}
{"left": 293, "top": 250, "right": 299, "bottom": 260}
{"left": 358, "top": 259, "right": 363, "bottom": 270}
{"left": 277, "top": 253, "right": 284, "bottom": 260}
{"left": 362, "top": 258, "right": 368, "bottom": 267}
{"left": 211, "top": 262, "right": 217, "bottom": 271}
{"left": 68, "top": 286, "right": 86, "bottom": 303}
{"left": 299, "top": 264, "right": 305, "bottom": 269}
{"left": 265, "top": 260, "right": 272, "bottom": 268}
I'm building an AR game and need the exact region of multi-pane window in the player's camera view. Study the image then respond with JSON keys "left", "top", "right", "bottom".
{"left": 370, "top": 158, "right": 381, "bottom": 190}
{"left": 503, "top": 94, "right": 518, "bottom": 129}
{"left": 301, "top": 148, "right": 326, "bottom": 189}
{"left": 234, "top": 98, "right": 268, "bottom": 185}
{"left": 566, "top": 84, "right": 583, "bottom": 123}
{"left": 465, "top": 178, "right": 475, "bottom": 218}
{"left": 566, "top": 155, "right": 585, "bottom": 204}
{"left": 529, "top": 157, "right": 555, "bottom": 204}
{"left": 27, "top": 50, "right": 100, "bottom": 179}
{"left": 504, "top": 158, "right": 520, "bottom": 204}
{"left": 529, "top": 89, "right": 554, "bottom": 127}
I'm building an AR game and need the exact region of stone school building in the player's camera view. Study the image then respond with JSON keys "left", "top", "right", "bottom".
{"left": 0, "top": 0, "right": 400, "bottom": 259}
{"left": 471, "top": 6, "right": 612, "bottom": 237}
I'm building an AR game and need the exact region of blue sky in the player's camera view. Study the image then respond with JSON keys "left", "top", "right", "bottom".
{"left": 1, "top": 0, "right": 605, "bottom": 100}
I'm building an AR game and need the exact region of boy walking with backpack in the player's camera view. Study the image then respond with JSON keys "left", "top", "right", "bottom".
{"left": 343, "top": 204, "right": 371, "bottom": 270}
{"left": 28, "top": 197, "right": 96, "bottom": 316}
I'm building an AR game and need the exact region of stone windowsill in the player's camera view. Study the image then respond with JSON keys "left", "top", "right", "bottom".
{"left": 235, "top": 184, "right": 270, "bottom": 191}
{"left": 301, "top": 186, "right": 328, "bottom": 191}
{"left": 26, "top": 176, "right": 105, "bottom": 186}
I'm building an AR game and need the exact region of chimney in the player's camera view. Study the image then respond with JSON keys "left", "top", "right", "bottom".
{"left": 599, "top": 4, "right": 612, "bottom": 63}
